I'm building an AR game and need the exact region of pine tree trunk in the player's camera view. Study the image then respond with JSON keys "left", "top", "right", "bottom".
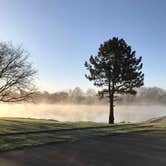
{"left": 109, "top": 93, "right": 114, "bottom": 124}
{"left": 108, "top": 81, "right": 114, "bottom": 124}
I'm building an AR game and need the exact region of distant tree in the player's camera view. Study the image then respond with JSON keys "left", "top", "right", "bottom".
{"left": 71, "top": 87, "right": 84, "bottom": 104}
{"left": 85, "top": 37, "right": 144, "bottom": 124}
{"left": 85, "top": 88, "right": 97, "bottom": 104}
{"left": 86, "top": 88, "right": 96, "bottom": 97}
{"left": 52, "top": 92, "right": 69, "bottom": 103}
{"left": 0, "top": 42, "right": 37, "bottom": 102}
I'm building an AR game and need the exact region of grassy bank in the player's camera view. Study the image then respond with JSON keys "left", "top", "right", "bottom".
{"left": 0, "top": 117, "right": 165, "bottom": 152}
{"left": 0, "top": 117, "right": 108, "bottom": 134}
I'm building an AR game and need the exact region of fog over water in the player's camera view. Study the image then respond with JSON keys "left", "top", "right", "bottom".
{"left": 0, "top": 104, "right": 166, "bottom": 122}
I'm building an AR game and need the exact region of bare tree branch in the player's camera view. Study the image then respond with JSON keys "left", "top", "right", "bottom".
{"left": 0, "top": 42, "right": 37, "bottom": 103}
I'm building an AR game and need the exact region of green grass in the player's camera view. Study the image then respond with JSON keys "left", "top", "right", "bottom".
{"left": 0, "top": 117, "right": 165, "bottom": 152}
{"left": 0, "top": 134, "right": 75, "bottom": 152}
{"left": 0, "top": 117, "right": 109, "bottom": 134}
{"left": 0, "top": 118, "right": 108, "bottom": 152}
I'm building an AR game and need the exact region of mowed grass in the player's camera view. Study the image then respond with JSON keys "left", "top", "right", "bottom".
{"left": 0, "top": 117, "right": 165, "bottom": 152}
{"left": 0, "top": 134, "right": 74, "bottom": 152}
{"left": 0, "top": 117, "right": 108, "bottom": 152}
{"left": 0, "top": 117, "right": 109, "bottom": 134}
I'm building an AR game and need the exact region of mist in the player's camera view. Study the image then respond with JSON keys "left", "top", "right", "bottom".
{"left": 0, "top": 104, "right": 165, "bottom": 123}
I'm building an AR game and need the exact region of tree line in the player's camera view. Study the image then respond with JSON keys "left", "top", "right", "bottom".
{"left": 33, "top": 87, "right": 103, "bottom": 104}
{"left": 32, "top": 86, "right": 166, "bottom": 105}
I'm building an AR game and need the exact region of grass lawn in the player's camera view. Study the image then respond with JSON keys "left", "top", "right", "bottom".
{"left": 0, "top": 117, "right": 109, "bottom": 134}
{"left": 0, "top": 117, "right": 165, "bottom": 152}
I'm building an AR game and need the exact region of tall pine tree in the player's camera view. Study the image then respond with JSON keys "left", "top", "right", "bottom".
{"left": 85, "top": 37, "right": 144, "bottom": 124}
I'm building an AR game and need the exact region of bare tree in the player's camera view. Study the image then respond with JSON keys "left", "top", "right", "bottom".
{"left": 0, "top": 42, "right": 37, "bottom": 102}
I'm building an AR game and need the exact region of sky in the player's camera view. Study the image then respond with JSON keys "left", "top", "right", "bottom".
{"left": 0, "top": 0, "right": 166, "bottom": 92}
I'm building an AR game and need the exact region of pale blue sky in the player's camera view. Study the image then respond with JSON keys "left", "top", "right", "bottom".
{"left": 0, "top": 0, "right": 166, "bottom": 91}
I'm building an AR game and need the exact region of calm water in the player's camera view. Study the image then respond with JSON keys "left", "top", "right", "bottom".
{"left": 0, "top": 104, "right": 165, "bottom": 122}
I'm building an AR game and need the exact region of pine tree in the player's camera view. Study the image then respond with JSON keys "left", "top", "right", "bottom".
{"left": 85, "top": 37, "right": 144, "bottom": 124}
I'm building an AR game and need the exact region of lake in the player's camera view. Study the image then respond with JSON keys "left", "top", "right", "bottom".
{"left": 0, "top": 104, "right": 165, "bottom": 122}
